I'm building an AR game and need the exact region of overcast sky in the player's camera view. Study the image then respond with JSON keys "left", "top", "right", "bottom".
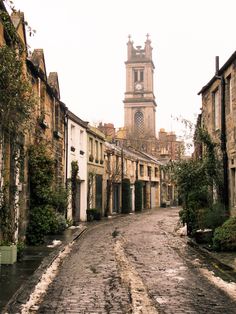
{"left": 11, "top": 0, "right": 236, "bottom": 138}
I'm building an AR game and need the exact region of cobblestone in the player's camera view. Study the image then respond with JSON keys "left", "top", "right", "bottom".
{"left": 37, "top": 208, "right": 236, "bottom": 313}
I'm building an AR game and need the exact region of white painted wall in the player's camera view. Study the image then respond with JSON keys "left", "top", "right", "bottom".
{"left": 67, "top": 118, "right": 88, "bottom": 221}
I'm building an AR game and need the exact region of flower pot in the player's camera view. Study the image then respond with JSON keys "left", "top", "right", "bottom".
{"left": 0, "top": 245, "right": 17, "bottom": 264}
{"left": 195, "top": 229, "right": 213, "bottom": 244}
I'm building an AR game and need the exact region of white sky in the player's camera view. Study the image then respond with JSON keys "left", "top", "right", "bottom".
{"left": 11, "top": 0, "right": 236, "bottom": 139}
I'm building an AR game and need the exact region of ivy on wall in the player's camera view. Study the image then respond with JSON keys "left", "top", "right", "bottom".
{"left": 0, "top": 43, "right": 35, "bottom": 243}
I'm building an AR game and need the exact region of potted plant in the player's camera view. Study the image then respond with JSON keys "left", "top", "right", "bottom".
{"left": 0, "top": 241, "right": 17, "bottom": 265}
{"left": 0, "top": 199, "right": 17, "bottom": 264}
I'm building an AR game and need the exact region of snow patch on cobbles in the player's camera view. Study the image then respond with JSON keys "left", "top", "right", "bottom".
{"left": 20, "top": 242, "right": 73, "bottom": 314}
{"left": 176, "top": 225, "right": 187, "bottom": 236}
{"left": 47, "top": 239, "right": 62, "bottom": 248}
{"left": 199, "top": 267, "right": 236, "bottom": 299}
{"left": 115, "top": 238, "right": 158, "bottom": 314}
{"left": 68, "top": 225, "right": 82, "bottom": 229}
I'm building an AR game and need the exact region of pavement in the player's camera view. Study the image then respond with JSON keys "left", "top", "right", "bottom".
{"left": 0, "top": 224, "right": 88, "bottom": 313}
{"left": 1, "top": 208, "right": 236, "bottom": 313}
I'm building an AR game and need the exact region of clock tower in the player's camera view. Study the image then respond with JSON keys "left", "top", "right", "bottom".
{"left": 123, "top": 34, "right": 157, "bottom": 141}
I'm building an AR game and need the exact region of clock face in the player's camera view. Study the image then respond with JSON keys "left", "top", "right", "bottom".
{"left": 135, "top": 83, "right": 143, "bottom": 91}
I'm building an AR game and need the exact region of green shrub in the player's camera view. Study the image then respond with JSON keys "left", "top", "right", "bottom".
{"left": 213, "top": 216, "right": 236, "bottom": 251}
{"left": 135, "top": 180, "right": 143, "bottom": 211}
{"left": 179, "top": 207, "right": 197, "bottom": 236}
{"left": 50, "top": 187, "right": 68, "bottom": 214}
{"left": 50, "top": 212, "right": 67, "bottom": 234}
{"left": 26, "top": 206, "right": 67, "bottom": 245}
{"left": 26, "top": 205, "right": 55, "bottom": 245}
{"left": 122, "top": 178, "right": 131, "bottom": 214}
{"left": 197, "top": 203, "right": 228, "bottom": 231}
{"left": 17, "top": 241, "right": 25, "bottom": 260}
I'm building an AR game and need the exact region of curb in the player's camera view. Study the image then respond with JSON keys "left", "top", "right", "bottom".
{"left": 187, "top": 238, "right": 236, "bottom": 280}
{"left": 3, "top": 226, "right": 87, "bottom": 314}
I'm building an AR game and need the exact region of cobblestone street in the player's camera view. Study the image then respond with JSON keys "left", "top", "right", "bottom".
{"left": 36, "top": 208, "right": 236, "bottom": 314}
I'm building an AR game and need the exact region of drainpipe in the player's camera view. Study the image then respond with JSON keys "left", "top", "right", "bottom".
{"left": 121, "top": 147, "right": 124, "bottom": 213}
{"left": 65, "top": 108, "right": 69, "bottom": 190}
{"left": 215, "top": 56, "right": 229, "bottom": 209}
{"left": 220, "top": 77, "right": 229, "bottom": 209}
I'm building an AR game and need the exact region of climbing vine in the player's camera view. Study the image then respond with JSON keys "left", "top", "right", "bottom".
{"left": 71, "top": 160, "right": 79, "bottom": 221}
{"left": 165, "top": 127, "right": 226, "bottom": 236}
{"left": 26, "top": 144, "right": 67, "bottom": 245}
{"left": 0, "top": 43, "right": 35, "bottom": 243}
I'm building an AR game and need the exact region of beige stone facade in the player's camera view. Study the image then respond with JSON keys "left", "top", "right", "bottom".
{"left": 199, "top": 51, "right": 236, "bottom": 215}
{"left": 104, "top": 142, "right": 161, "bottom": 214}
{"left": 87, "top": 125, "right": 105, "bottom": 215}
{"left": 0, "top": 6, "right": 67, "bottom": 242}
{"left": 124, "top": 35, "right": 156, "bottom": 139}
{"left": 121, "top": 36, "right": 183, "bottom": 161}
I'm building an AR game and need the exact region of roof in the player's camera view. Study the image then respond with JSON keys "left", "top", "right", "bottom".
{"left": 67, "top": 110, "right": 88, "bottom": 129}
{"left": 198, "top": 50, "right": 236, "bottom": 95}
{"left": 48, "top": 72, "right": 60, "bottom": 99}
{"left": 104, "top": 142, "right": 162, "bottom": 165}
{"left": 87, "top": 125, "right": 105, "bottom": 140}
{"left": 29, "top": 49, "right": 47, "bottom": 79}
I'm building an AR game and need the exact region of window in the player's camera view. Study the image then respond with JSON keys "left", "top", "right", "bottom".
{"left": 123, "top": 158, "right": 126, "bottom": 174}
{"left": 80, "top": 130, "right": 84, "bottom": 148}
{"left": 53, "top": 98, "right": 61, "bottom": 131}
{"left": 135, "top": 111, "right": 144, "bottom": 136}
{"left": 132, "top": 161, "right": 135, "bottom": 176}
{"left": 95, "top": 141, "right": 98, "bottom": 161}
{"left": 100, "top": 143, "right": 103, "bottom": 160}
{"left": 147, "top": 166, "right": 152, "bottom": 178}
{"left": 134, "top": 70, "right": 138, "bottom": 82}
{"left": 155, "top": 167, "right": 158, "bottom": 177}
{"left": 226, "top": 75, "right": 232, "bottom": 114}
{"left": 213, "top": 88, "right": 220, "bottom": 130}
{"left": 116, "top": 156, "right": 119, "bottom": 172}
{"left": 71, "top": 124, "right": 75, "bottom": 146}
{"left": 140, "top": 70, "right": 144, "bottom": 82}
{"left": 40, "top": 83, "right": 46, "bottom": 114}
{"left": 139, "top": 164, "right": 144, "bottom": 176}
{"left": 89, "top": 138, "right": 93, "bottom": 156}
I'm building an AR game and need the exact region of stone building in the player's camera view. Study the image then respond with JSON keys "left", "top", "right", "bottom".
{"left": 66, "top": 111, "right": 88, "bottom": 222}
{"left": 119, "top": 35, "right": 183, "bottom": 161}
{"left": 198, "top": 52, "right": 236, "bottom": 215}
{"left": 104, "top": 142, "right": 161, "bottom": 215}
{"left": 87, "top": 125, "right": 105, "bottom": 215}
{"left": 124, "top": 34, "right": 156, "bottom": 141}
{"left": 28, "top": 50, "right": 67, "bottom": 186}
{"left": 98, "top": 122, "right": 116, "bottom": 142}
{"left": 0, "top": 5, "right": 67, "bottom": 243}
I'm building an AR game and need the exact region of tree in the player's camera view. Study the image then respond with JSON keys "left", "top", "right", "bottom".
{"left": 166, "top": 127, "right": 225, "bottom": 236}
{"left": 105, "top": 149, "right": 122, "bottom": 216}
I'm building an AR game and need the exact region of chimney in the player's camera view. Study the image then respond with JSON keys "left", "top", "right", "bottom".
{"left": 215, "top": 56, "right": 219, "bottom": 76}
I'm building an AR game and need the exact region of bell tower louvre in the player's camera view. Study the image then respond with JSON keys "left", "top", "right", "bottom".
{"left": 123, "top": 34, "right": 157, "bottom": 143}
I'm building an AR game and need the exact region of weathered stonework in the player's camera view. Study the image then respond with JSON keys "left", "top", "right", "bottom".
{"left": 199, "top": 52, "right": 236, "bottom": 215}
